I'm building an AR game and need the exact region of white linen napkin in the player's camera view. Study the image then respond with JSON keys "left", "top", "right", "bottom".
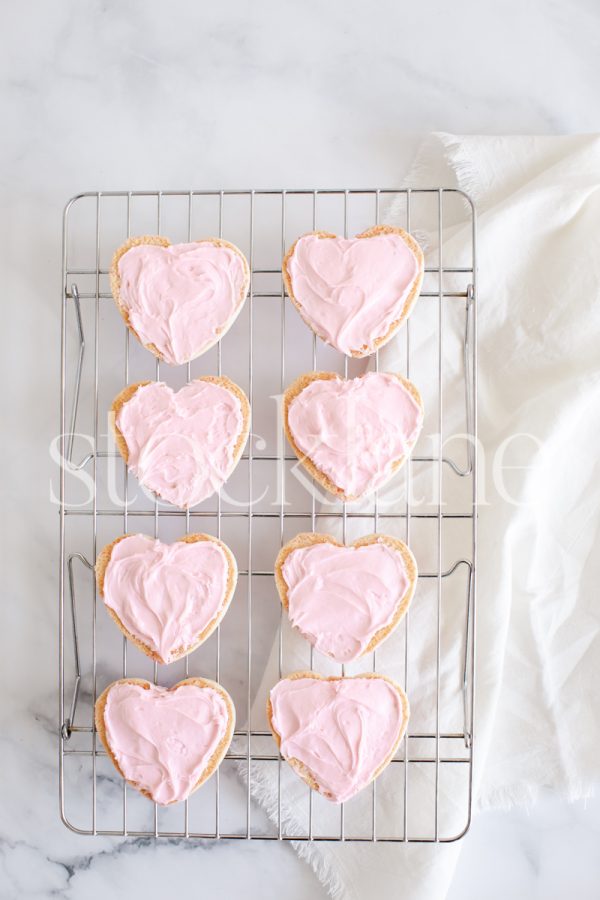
{"left": 247, "top": 134, "right": 600, "bottom": 899}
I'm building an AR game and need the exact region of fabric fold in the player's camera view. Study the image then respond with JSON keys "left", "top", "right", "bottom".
{"left": 245, "top": 134, "right": 600, "bottom": 899}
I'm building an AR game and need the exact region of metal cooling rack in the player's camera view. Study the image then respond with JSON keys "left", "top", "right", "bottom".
{"left": 59, "top": 188, "right": 477, "bottom": 842}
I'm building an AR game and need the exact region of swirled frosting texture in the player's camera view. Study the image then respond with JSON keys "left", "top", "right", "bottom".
{"left": 270, "top": 676, "right": 407, "bottom": 803}
{"left": 117, "top": 241, "right": 248, "bottom": 365}
{"left": 103, "top": 681, "right": 230, "bottom": 805}
{"left": 282, "top": 540, "right": 409, "bottom": 662}
{"left": 287, "top": 233, "right": 419, "bottom": 356}
{"left": 287, "top": 372, "right": 423, "bottom": 498}
{"left": 103, "top": 535, "right": 230, "bottom": 664}
{"left": 116, "top": 380, "right": 245, "bottom": 508}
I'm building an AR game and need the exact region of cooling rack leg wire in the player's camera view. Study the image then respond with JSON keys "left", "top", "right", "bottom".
{"left": 63, "top": 553, "right": 93, "bottom": 739}
{"left": 460, "top": 284, "right": 476, "bottom": 749}
{"left": 66, "top": 284, "right": 85, "bottom": 467}
{"left": 462, "top": 562, "right": 474, "bottom": 748}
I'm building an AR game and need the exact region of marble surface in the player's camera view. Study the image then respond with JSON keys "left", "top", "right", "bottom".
{"left": 2, "top": 0, "right": 600, "bottom": 897}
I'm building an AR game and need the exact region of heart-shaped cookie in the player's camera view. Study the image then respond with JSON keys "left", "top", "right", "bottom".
{"left": 284, "top": 371, "right": 423, "bottom": 501}
{"left": 283, "top": 226, "right": 423, "bottom": 357}
{"left": 111, "top": 376, "right": 250, "bottom": 509}
{"left": 96, "top": 533, "right": 237, "bottom": 665}
{"left": 275, "top": 532, "right": 417, "bottom": 662}
{"left": 110, "top": 236, "right": 250, "bottom": 365}
{"left": 96, "top": 677, "right": 235, "bottom": 805}
{"left": 268, "top": 672, "right": 409, "bottom": 803}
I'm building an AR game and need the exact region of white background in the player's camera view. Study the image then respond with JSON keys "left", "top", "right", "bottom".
{"left": 2, "top": 1, "right": 600, "bottom": 898}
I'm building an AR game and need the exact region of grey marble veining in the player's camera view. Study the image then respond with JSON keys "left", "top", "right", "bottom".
{"left": 2, "top": 0, "right": 600, "bottom": 897}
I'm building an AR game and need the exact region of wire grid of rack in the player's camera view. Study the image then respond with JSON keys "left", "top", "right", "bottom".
{"left": 59, "top": 187, "right": 477, "bottom": 843}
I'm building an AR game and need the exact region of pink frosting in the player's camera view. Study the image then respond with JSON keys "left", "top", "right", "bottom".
{"left": 287, "top": 232, "right": 420, "bottom": 356}
{"left": 117, "top": 241, "right": 248, "bottom": 365}
{"left": 282, "top": 539, "right": 410, "bottom": 662}
{"left": 270, "top": 676, "right": 407, "bottom": 803}
{"left": 103, "top": 681, "right": 231, "bottom": 805}
{"left": 103, "top": 534, "right": 231, "bottom": 664}
{"left": 287, "top": 372, "right": 423, "bottom": 498}
{"left": 116, "top": 380, "right": 246, "bottom": 509}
